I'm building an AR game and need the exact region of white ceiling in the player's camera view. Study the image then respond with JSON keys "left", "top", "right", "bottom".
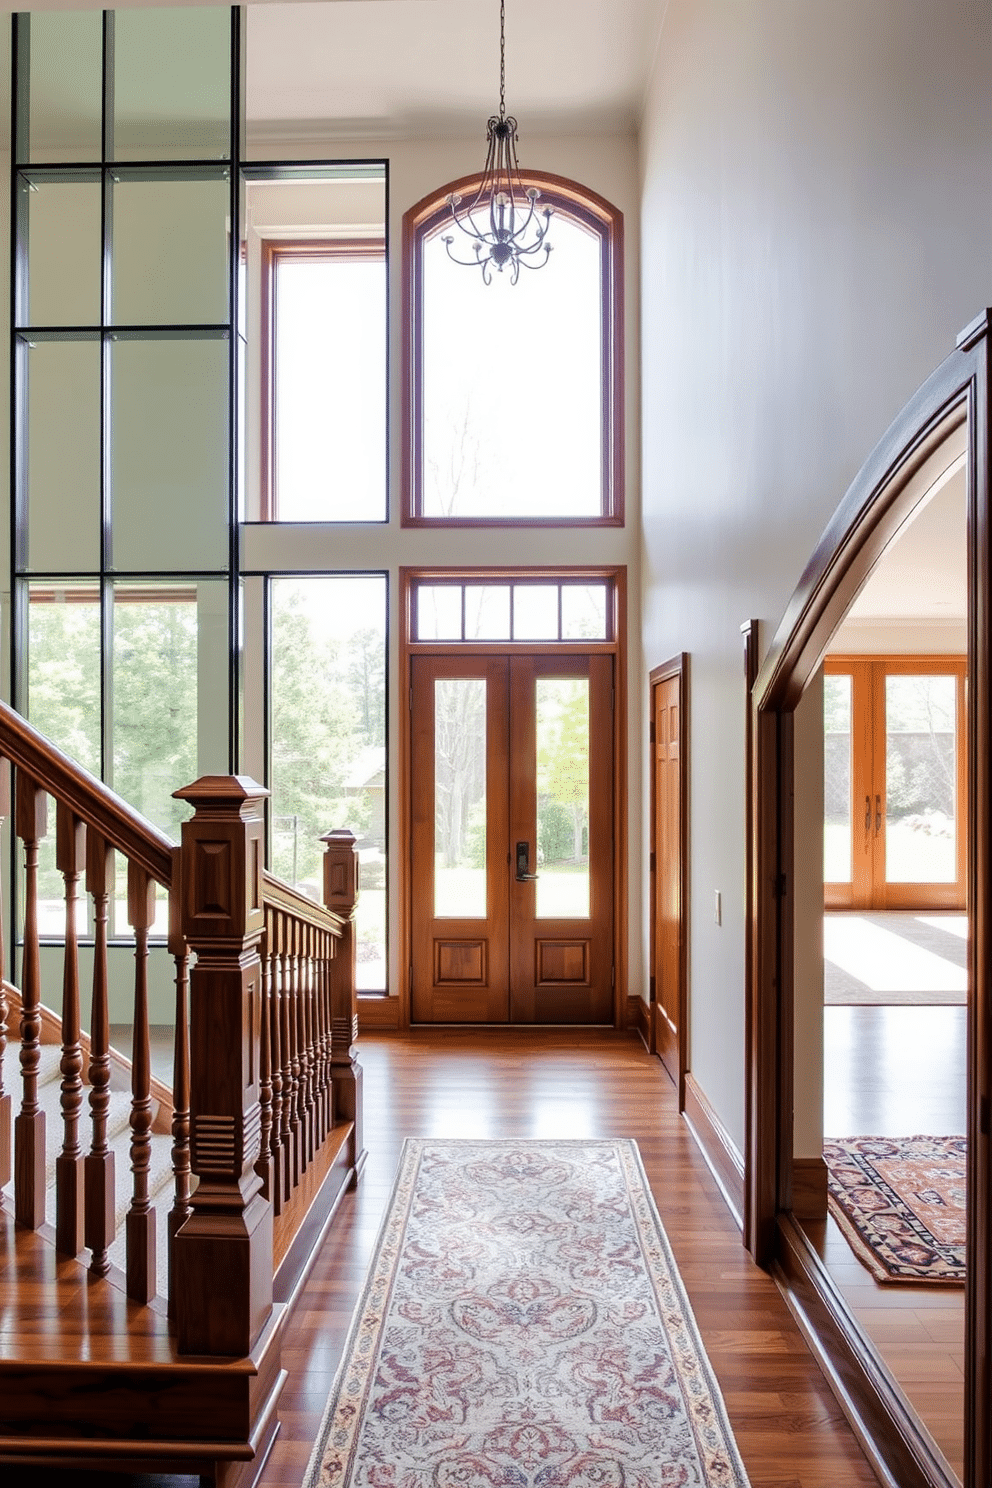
{"left": 245, "top": 0, "right": 666, "bottom": 139}
{"left": 846, "top": 460, "right": 967, "bottom": 624}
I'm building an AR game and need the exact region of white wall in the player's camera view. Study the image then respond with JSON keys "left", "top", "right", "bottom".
{"left": 640, "top": 0, "right": 992, "bottom": 1152}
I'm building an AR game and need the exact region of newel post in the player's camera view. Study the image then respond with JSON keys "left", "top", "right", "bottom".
{"left": 173, "top": 775, "right": 272, "bottom": 1357}
{"left": 321, "top": 829, "right": 366, "bottom": 1184}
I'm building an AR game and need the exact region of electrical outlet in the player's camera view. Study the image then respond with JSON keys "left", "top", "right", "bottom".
{"left": 714, "top": 890, "right": 722, "bottom": 926}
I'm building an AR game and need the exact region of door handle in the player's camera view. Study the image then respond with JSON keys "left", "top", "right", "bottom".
{"left": 864, "top": 794, "right": 871, "bottom": 833}
{"left": 875, "top": 793, "right": 883, "bottom": 835}
{"left": 515, "top": 840, "right": 539, "bottom": 881}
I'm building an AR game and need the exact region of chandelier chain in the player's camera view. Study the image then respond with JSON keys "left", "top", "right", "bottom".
{"left": 499, "top": 0, "right": 506, "bottom": 121}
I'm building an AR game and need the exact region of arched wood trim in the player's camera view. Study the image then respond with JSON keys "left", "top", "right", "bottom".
{"left": 747, "top": 310, "right": 991, "bottom": 1488}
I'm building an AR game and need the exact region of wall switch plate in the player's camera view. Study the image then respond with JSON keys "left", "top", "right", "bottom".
{"left": 714, "top": 890, "right": 722, "bottom": 926}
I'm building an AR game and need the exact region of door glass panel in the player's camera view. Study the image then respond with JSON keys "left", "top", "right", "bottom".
{"left": 885, "top": 674, "right": 956, "bottom": 883}
{"left": 434, "top": 678, "right": 487, "bottom": 918}
{"left": 536, "top": 677, "right": 590, "bottom": 919}
{"left": 824, "top": 673, "right": 853, "bottom": 883}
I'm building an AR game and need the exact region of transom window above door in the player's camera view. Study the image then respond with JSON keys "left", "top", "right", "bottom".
{"left": 402, "top": 172, "right": 624, "bottom": 527}
{"left": 412, "top": 577, "right": 612, "bottom": 643}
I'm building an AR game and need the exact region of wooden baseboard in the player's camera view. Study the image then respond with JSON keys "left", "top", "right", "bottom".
{"left": 792, "top": 1155, "right": 828, "bottom": 1219}
{"left": 628, "top": 994, "right": 650, "bottom": 1048}
{"left": 358, "top": 996, "right": 400, "bottom": 1031}
{"left": 774, "top": 1212, "right": 956, "bottom": 1488}
{"left": 682, "top": 1073, "right": 745, "bottom": 1232}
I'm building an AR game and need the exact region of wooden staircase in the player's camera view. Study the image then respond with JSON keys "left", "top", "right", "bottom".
{"left": 0, "top": 702, "right": 364, "bottom": 1485}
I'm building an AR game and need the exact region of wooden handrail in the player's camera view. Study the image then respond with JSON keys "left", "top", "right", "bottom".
{"left": 262, "top": 870, "right": 346, "bottom": 936}
{"left": 0, "top": 698, "right": 174, "bottom": 887}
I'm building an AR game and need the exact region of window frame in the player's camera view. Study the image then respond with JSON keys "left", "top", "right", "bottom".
{"left": 260, "top": 236, "right": 387, "bottom": 523}
{"left": 401, "top": 170, "right": 624, "bottom": 529}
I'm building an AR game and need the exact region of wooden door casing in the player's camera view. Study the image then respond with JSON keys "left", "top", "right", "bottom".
{"left": 649, "top": 657, "right": 687, "bottom": 1102}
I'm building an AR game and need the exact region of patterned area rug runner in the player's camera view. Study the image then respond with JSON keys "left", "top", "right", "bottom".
{"left": 306, "top": 1138, "right": 751, "bottom": 1487}
{"left": 824, "top": 1134, "right": 965, "bottom": 1284}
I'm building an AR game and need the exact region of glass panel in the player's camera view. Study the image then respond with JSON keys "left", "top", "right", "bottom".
{"left": 885, "top": 674, "right": 957, "bottom": 883}
{"left": 561, "top": 584, "right": 607, "bottom": 640}
{"left": 110, "top": 334, "right": 229, "bottom": 571}
{"left": 417, "top": 585, "right": 461, "bottom": 641}
{"left": 22, "top": 12, "right": 103, "bottom": 164}
{"left": 421, "top": 213, "right": 603, "bottom": 518}
{"left": 824, "top": 673, "right": 853, "bottom": 883}
{"left": 25, "top": 339, "right": 101, "bottom": 572}
{"left": 112, "top": 8, "right": 231, "bottom": 162}
{"left": 536, "top": 678, "right": 590, "bottom": 919}
{"left": 513, "top": 585, "right": 559, "bottom": 640}
{"left": 434, "top": 678, "right": 486, "bottom": 918}
{"left": 23, "top": 177, "right": 102, "bottom": 327}
{"left": 273, "top": 254, "right": 386, "bottom": 521}
{"left": 269, "top": 577, "right": 388, "bottom": 990}
{"left": 465, "top": 585, "right": 510, "bottom": 640}
{"left": 111, "top": 175, "right": 229, "bottom": 326}
{"left": 28, "top": 583, "right": 101, "bottom": 936}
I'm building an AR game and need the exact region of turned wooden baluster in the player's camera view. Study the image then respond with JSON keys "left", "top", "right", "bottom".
{"left": 322, "top": 829, "right": 365, "bottom": 1185}
{"left": 315, "top": 927, "right": 329, "bottom": 1144}
{"left": 284, "top": 915, "right": 301, "bottom": 1189}
{"left": 172, "top": 775, "right": 272, "bottom": 1357}
{"left": 15, "top": 774, "right": 48, "bottom": 1229}
{"left": 55, "top": 804, "right": 86, "bottom": 1256}
{"left": 320, "top": 927, "right": 333, "bottom": 1141}
{"left": 126, "top": 861, "right": 157, "bottom": 1304}
{"left": 254, "top": 906, "right": 274, "bottom": 1205}
{"left": 84, "top": 830, "right": 114, "bottom": 1275}
{"left": 277, "top": 910, "right": 294, "bottom": 1200}
{"left": 300, "top": 920, "right": 315, "bottom": 1167}
{"left": 0, "top": 760, "right": 11, "bottom": 1191}
{"left": 168, "top": 847, "right": 191, "bottom": 1320}
{"left": 267, "top": 909, "right": 285, "bottom": 1214}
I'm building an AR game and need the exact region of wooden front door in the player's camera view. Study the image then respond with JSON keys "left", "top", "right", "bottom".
{"left": 410, "top": 652, "right": 615, "bottom": 1023}
{"left": 650, "top": 662, "right": 685, "bottom": 1096}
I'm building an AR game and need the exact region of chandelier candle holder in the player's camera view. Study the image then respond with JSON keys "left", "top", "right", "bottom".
{"left": 443, "top": 0, "right": 552, "bottom": 283}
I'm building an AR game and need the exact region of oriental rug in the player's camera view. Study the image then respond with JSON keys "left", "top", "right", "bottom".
{"left": 824, "top": 1134, "right": 966, "bottom": 1285}
{"left": 304, "top": 1138, "right": 751, "bottom": 1488}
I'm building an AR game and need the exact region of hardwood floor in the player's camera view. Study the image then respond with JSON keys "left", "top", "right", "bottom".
{"left": 3, "top": 1029, "right": 881, "bottom": 1486}
{"left": 806, "top": 1003, "right": 966, "bottom": 1481}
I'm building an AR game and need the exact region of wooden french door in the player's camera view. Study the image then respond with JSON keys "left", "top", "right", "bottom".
{"left": 410, "top": 652, "right": 614, "bottom": 1023}
{"left": 824, "top": 654, "right": 967, "bottom": 910}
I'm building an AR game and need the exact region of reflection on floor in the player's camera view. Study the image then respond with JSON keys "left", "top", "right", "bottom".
{"left": 806, "top": 982, "right": 966, "bottom": 1479}
{"left": 824, "top": 912, "right": 967, "bottom": 1004}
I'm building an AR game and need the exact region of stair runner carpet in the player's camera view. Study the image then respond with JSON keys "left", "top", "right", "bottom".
{"left": 306, "top": 1137, "right": 751, "bottom": 1488}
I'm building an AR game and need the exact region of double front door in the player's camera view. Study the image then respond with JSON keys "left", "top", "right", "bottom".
{"left": 410, "top": 652, "right": 614, "bottom": 1023}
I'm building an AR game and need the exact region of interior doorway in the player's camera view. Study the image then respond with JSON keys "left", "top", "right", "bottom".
{"left": 409, "top": 651, "right": 615, "bottom": 1023}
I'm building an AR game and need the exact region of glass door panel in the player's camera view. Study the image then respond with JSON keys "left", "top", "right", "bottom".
{"left": 535, "top": 676, "right": 590, "bottom": 920}
{"left": 434, "top": 677, "right": 487, "bottom": 918}
{"left": 824, "top": 672, "right": 853, "bottom": 884}
{"left": 885, "top": 673, "right": 957, "bottom": 884}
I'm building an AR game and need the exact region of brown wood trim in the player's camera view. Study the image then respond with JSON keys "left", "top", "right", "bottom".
{"left": 272, "top": 1122, "right": 352, "bottom": 1295}
{"left": 401, "top": 170, "right": 624, "bottom": 529}
{"left": 682, "top": 1072, "right": 745, "bottom": 1232}
{"left": 261, "top": 870, "right": 344, "bottom": 936}
{"left": 647, "top": 653, "right": 688, "bottom": 1104}
{"left": 628, "top": 993, "right": 649, "bottom": 1049}
{"left": 747, "top": 313, "right": 990, "bottom": 1488}
{"left": 741, "top": 619, "right": 760, "bottom": 1251}
{"left": 792, "top": 1155, "right": 828, "bottom": 1220}
{"left": 357, "top": 995, "right": 400, "bottom": 1031}
{"left": 258, "top": 237, "right": 386, "bottom": 522}
{"left": 399, "top": 565, "right": 627, "bottom": 1031}
{"left": 774, "top": 1212, "right": 957, "bottom": 1488}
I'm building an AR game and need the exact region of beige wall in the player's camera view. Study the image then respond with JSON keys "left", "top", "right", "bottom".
{"left": 640, "top": 0, "right": 992, "bottom": 1152}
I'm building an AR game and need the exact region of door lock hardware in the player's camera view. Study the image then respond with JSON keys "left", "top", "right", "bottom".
{"left": 515, "top": 840, "right": 539, "bottom": 881}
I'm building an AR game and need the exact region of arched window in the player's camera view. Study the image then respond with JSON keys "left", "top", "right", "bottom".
{"left": 402, "top": 171, "right": 623, "bottom": 526}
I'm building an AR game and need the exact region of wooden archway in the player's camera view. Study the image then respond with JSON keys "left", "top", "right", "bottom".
{"left": 747, "top": 311, "right": 990, "bottom": 1488}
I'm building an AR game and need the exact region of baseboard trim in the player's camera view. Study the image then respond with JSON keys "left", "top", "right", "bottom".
{"left": 774, "top": 1212, "right": 956, "bottom": 1488}
{"left": 682, "top": 1073, "right": 745, "bottom": 1232}
{"left": 792, "top": 1155, "right": 828, "bottom": 1219}
{"left": 628, "top": 994, "right": 650, "bottom": 1049}
{"left": 358, "top": 995, "right": 400, "bottom": 1031}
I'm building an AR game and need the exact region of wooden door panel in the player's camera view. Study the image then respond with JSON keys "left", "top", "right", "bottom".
{"left": 652, "top": 671, "right": 682, "bottom": 1087}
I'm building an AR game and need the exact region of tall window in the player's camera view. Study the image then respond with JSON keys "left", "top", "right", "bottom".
{"left": 403, "top": 172, "right": 624, "bottom": 526}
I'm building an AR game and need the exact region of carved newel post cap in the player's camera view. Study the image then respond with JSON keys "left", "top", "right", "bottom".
{"left": 172, "top": 776, "right": 269, "bottom": 946}
{"left": 172, "top": 774, "right": 269, "bottom": 817}
{"left": 321, "top": 828, "right": 359, "bottom": 915}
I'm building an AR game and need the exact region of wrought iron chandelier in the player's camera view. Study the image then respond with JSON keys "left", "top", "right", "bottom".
{"left": 443, "top": 0, "right": 552, "bottom": 283}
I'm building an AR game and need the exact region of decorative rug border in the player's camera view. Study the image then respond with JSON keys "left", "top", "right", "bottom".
{"left": 304, "top": 1137, "right": 751, "bottom": 1488}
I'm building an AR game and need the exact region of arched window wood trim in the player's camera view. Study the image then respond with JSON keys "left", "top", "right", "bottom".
{"left": 401, "top": 169, "right": 624, "bottom": 528}
{"left": 746, "top": 310, "right": 991, "bottom": 1488}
